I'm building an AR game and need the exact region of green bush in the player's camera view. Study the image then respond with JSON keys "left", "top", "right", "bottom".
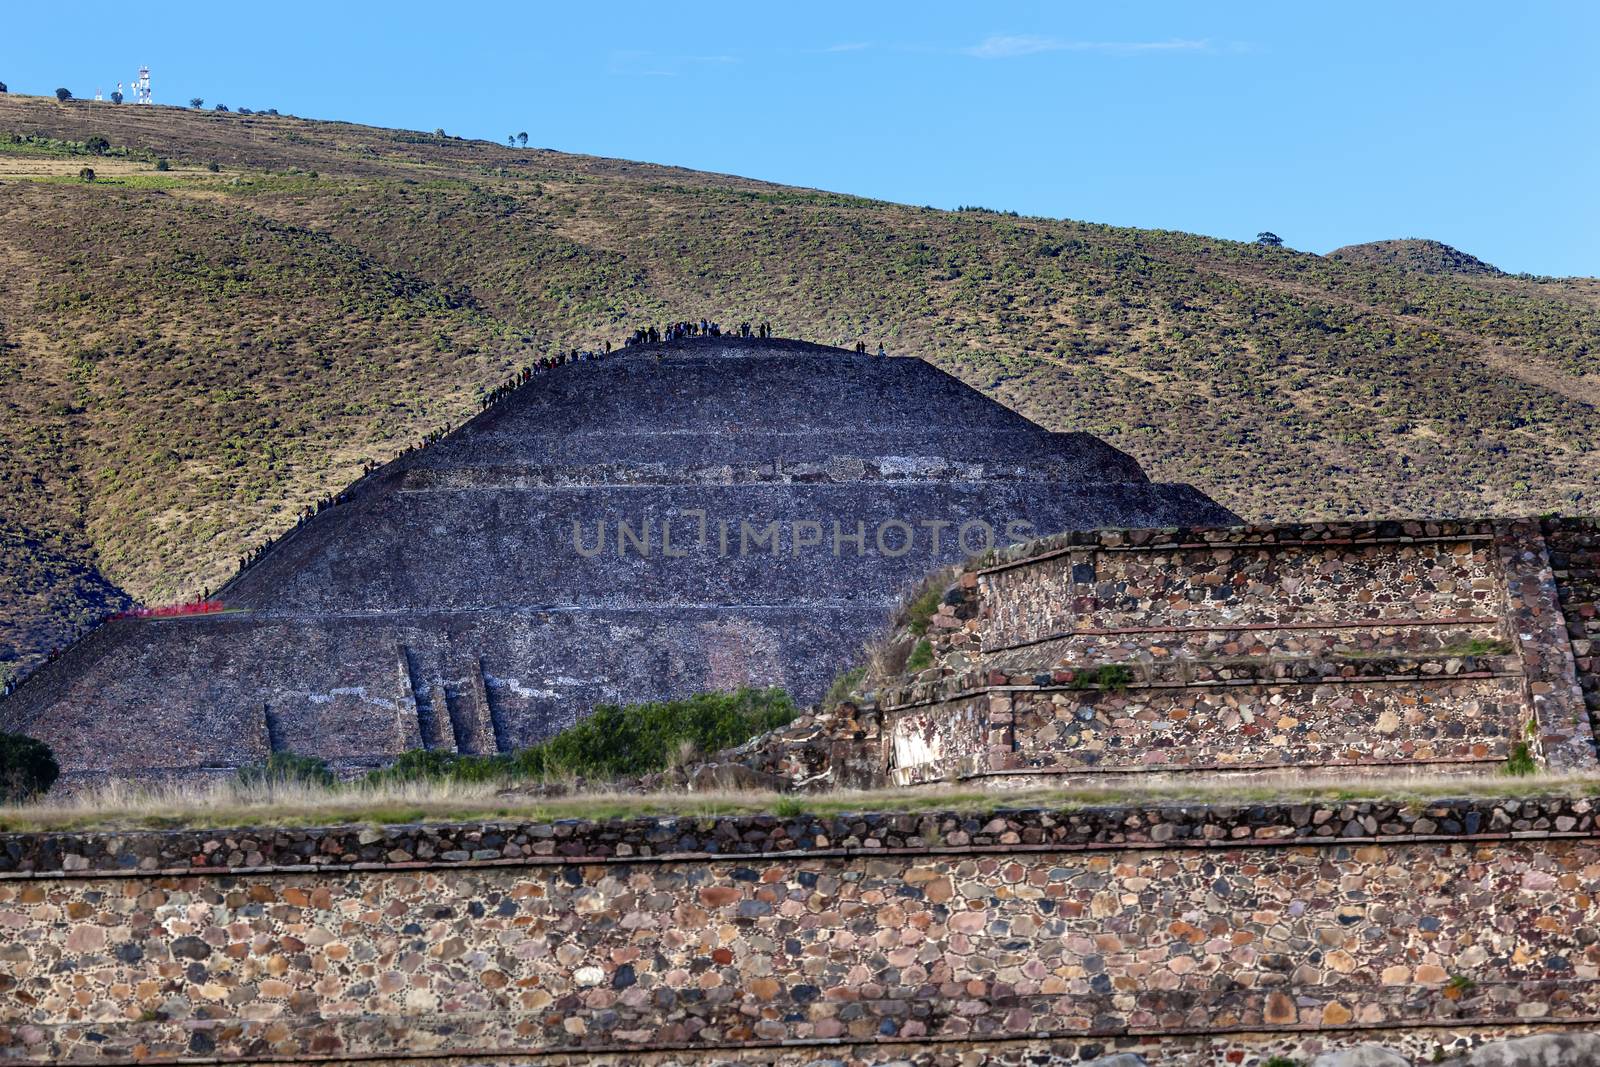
{"left": 511, "top": 687, "right": 796, "bottom": 780}
{"left": 904, "top": 640, "right": 934, "bottom": 672}
{"left": 1076, "top": 664, "right": 1135, "bottom": 690}
{"left": 1449, "top": 637, "right": 1512, "bottom": 656}
{"left": 236, "top": 751, "right": 334, "bottom": 788}
{"left": 903, "top": 585, "right": 944, "bottom": 637}
{"left": 369, "top": 688, "right": 798, "bottom": 786}
{"left": 364, "top": 747, "right": 508, "bottom": 786}
{"left": 1505, "top": 742, "right": 1537, "bottom": 777}
{"left": 823, "top": 665, "right": 866, "bottom": 707}
{"left": 0, "top": 732, "right": 60, "bottom": 802}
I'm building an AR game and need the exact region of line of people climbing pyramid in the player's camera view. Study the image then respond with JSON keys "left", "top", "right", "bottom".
{"left": 2, "top": 320, "right": 898, "bottom": 701}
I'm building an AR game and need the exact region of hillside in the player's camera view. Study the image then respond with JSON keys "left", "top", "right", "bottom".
{"left": 2, "top": 92, "right": 1599, "bottom": 679}
{"left": 1328, "top": 237, "right": 1504, "bottom": 276}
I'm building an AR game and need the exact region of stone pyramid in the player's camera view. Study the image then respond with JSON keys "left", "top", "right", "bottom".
{"left": 0, "top": 337, "right": 1236, "bottom": 784}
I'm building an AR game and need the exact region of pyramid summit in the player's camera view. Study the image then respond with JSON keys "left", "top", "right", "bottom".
{"left": 0, "top": 335, "right": 1236, "bottom": 785}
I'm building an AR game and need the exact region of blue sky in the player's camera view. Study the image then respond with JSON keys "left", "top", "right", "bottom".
{"left": 6, "top": 1, "right": 1598, "bottom": 275}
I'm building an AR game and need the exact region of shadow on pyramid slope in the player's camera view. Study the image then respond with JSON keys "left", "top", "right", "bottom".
{"left": 1, "top": 336, "right": 1238, "bottom": 785}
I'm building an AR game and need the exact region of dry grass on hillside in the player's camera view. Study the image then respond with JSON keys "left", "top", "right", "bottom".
{"left": 4, "top": 771, "right": 1598, "bottom": 834}
{"left": 4, "top": 93, "right": 1600, "bottom": 678}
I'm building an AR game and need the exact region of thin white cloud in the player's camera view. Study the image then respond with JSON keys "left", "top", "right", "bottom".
{"left": 966, "top": 35, "right": 1210, "bottom": 59}
{"left": 825, "top": 42, "right": 870, "bottom": 53}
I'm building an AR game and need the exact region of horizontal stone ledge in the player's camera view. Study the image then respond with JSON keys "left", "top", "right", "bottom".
{"left": 11, "top": 1011, "right": 1600, "bottom": 1066}
{"left": 399, "top": 470, "right": 1135, "bottom": 491}
{"left": 983, "top": 614, "right": 1506, "bottom": 654}
{"left": 967, "top": 754, "right": 1509, "bottom": 777}
{"left": 880, "top": 669, "right": 1518, "bottom": 712}
{"left": 105, "top": 600, "right": 896, "bottom": 627}
{"left": 4, "top": 797, "right": 1597, "bottom": 880}
{"left": 990, "top": 669, "right": 1514, "bottom": 689}
{"left": 980, "top": 528, "right": 1499, "bottom": 574}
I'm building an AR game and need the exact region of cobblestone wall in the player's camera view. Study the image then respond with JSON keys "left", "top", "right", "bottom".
{"left": 886, "top": 676, "right": 1523, "bottom": 787}
{"left": 1000, "top": 619, "right": 1503, "bottom": 670}
{"left": 3, "top": 799, "right": 1599, "bottom": 1064}
{"left": 1548, "top": 518, "right": 1600, "bottom": 737}
{"left": 981, "top": 524, "right": 1501, "bottom": 651}
{"left": 1004, "top": 673, "right": 1522, "bottom": 772}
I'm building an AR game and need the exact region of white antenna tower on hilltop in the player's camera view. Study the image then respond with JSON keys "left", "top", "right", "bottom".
{"left": 95, "top": 87, "right": 103, "bottom": 101}
{"left": 134, "top": 66, "right": 151, "bottom": 105}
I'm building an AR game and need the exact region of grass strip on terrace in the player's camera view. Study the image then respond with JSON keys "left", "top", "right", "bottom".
{"left": 3, "top": 772, "right": 1599, "bottom": 834}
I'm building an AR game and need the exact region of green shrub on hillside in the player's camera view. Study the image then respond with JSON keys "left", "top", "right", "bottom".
{"left": 0, "top": 732, "right": 59, "bottom": 802}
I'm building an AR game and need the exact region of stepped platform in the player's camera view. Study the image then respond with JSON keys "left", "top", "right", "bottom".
{"left": 865, "top": 518, "right": 1600, "bottom": 788}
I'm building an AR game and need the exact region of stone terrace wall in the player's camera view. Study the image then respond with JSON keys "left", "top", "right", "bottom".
{"left": 980, "top": 523, "right": 1503, "bottom": 649}
{"left": 875, "top": 520, "right": 1600, "bottom": 787}
{"left": 3, "top": 799, "right": 1600, "bottom": 1064}
{"left": 1003, "top": 673, "right": 1523, "bottom": 775}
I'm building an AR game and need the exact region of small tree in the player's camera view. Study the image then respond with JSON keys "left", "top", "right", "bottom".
{"left": 214, "top": 103, "right": 229, "bottom": 112}
{"left": 206, "top": 161, "right": 220, "bottom": 173}
{"left": 78, "top": 167, "right": 95, "bottom": 182}
{"left": 433, "top": 127, "right": 445, "bottom": 139}
{"left": 1255, "top": 231, "right": 1284, "bottom": 247}
{"left": 517, "top": 131, "right": 528, "bottom": 147}
{"left": 506, "top": 134, "right": 515, "bottom": 146}
{"left": 55, "top": 87, "right": 72, "bottom": 102}
{"left": 85, "top": 135, "right": 110, "bottom": 155}
{"left": 190, "top": 97, "right": 204, "bottom": 109}
{"left": 237, "top": 106, "right": 252, "bottom": 115}
{"left": 0, "top": 731, "right": 60, "bottom": 802}
{"left": 110, "top": 90, "right": 123, "bottom": 104}
{"left": 0, "top": 81, "right": 8, "bottom": 93}
{"left": 154, "top": 157, "right": 170, "bottom": 171}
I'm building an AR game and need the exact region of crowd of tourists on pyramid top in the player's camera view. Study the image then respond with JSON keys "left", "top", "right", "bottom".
{"left": 625, "top": 319, "right": 773, "bottom": 345}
